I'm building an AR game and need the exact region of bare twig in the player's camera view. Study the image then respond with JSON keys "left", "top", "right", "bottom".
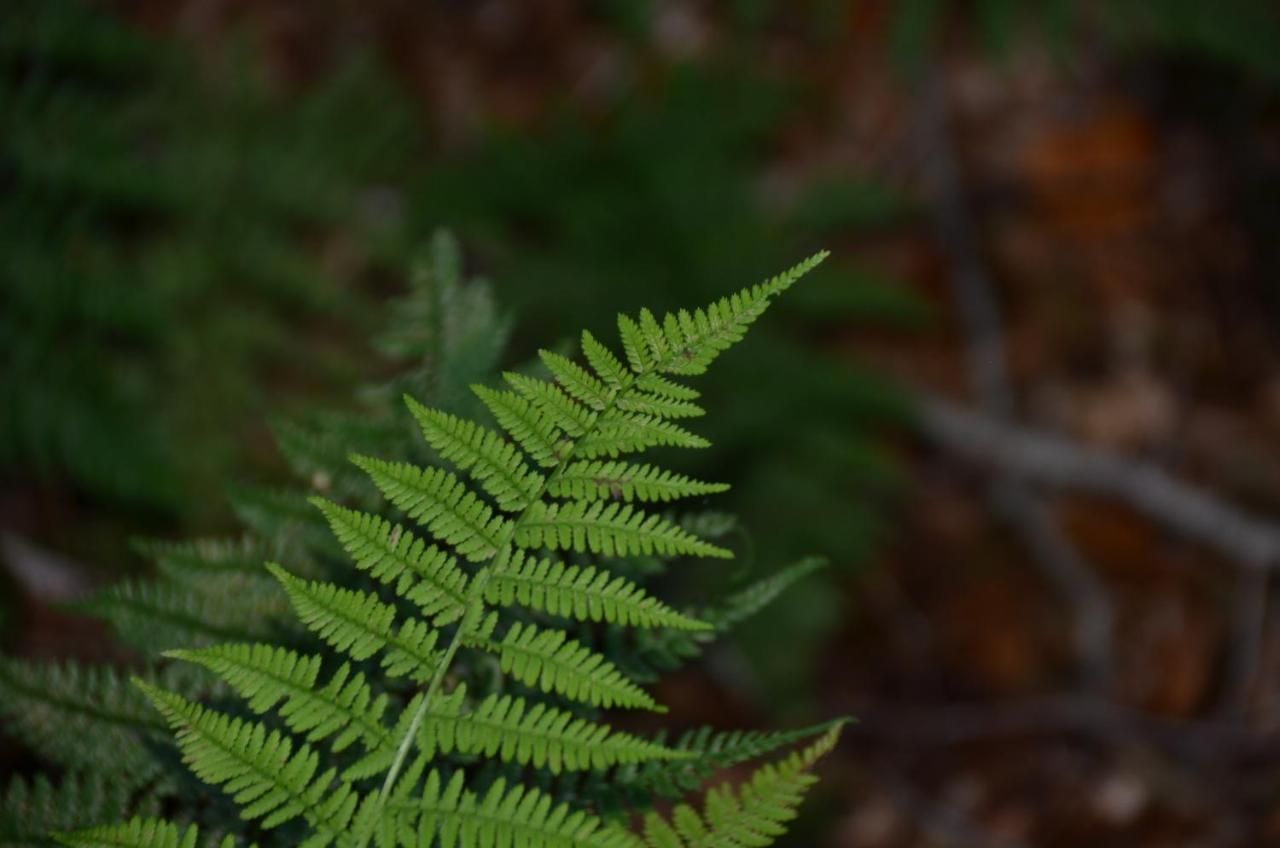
{"left": 916, "top": 69, "right": 1116, "bottom": 691}
{"left": 993, "top": 487, "right": 1116, "bottom": 691}
{"left": 915, "top": 396, "right": 1280, "bottom": 570}
{"left": 851, "top": 695, "right": 1277, "bottom": 762}
{"left": 1220, "top": 568, "right": 1270, "bottom": 716}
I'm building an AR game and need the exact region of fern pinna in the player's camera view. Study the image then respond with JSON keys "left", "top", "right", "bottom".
{"left": 45, "top": 251, "right": 839, "bottom": 848}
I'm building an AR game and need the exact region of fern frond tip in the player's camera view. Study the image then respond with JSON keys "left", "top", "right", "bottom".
{"left": 765, "top": 249, "right": 830, "bottom": 296}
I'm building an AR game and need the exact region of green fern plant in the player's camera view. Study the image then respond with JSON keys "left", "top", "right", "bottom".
{"left": 3, "top": 242, "right": 842, "bottom": 847}
{"left": 1, "top": 0, "right": 416, "bottom": 527}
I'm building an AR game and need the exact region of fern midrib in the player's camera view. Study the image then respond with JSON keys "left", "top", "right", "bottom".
{"left": 361, "top": 369, "right": 641, "bottom": 845}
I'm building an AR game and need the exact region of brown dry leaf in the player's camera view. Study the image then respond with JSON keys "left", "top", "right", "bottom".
{"left": 1022, "top": 102, "right": 1157, "bottom": 242}
{"left": 939, "top": 570, "right": 1046, "bottom": 694}
{"left": 1124, "top": 591, "right": 1221, "bottom": 716}
{"left": 1058, "top": 498, "right": 1162, "bottom": 584}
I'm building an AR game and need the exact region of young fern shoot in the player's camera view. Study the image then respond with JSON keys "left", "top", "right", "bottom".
{"left": 58, "top": 251, "right": 838, "bottom": 848}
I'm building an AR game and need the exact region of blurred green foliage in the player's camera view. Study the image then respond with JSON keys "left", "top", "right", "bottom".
{"left": 0, "top": 0, "right": 418, "bottom": 525}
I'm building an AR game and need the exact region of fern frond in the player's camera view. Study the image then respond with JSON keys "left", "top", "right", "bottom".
{"left": 480, "top": 621, "right": 660, "bottom": 711}
{"left": 503, "top": 373, "right": 596, "bottom": 438}
{"left": 266, "top": 564, "right": 440, "bottom": 681}
{"left": 405, "top": 397, "right": 544, "bottom": 512}
{"left": 579, "top": 330, "right": 629, "bottom": 390}
{"left": 272, "top": 417, "right": 384, "bottom": 503}
{"left": 391, "top": 770, "right": 640, "bottom": 848}
{"left": 707, "top": 557, "right": 829, "bottom": 630}
{"left": 2, "top": 772, "right": 138, "bottom": 847}
{"left": 352, "top": 456, "right": 509, "bottom": 562}
{"left": 617, "top": 314, "right": 654, "bottom": 375}
{"left": 136, "top": 684, "right": 359, "bottom": 835}
{"left": 538, "top": 350, "right": 611, "bottom": 411}
{"left": 615, "top": 393, "right": 704, "bottom": 420}
{"left": 639, "top": 724, "right": 841, "bottom": 848}
{"left": 0, "top": 658, "right": 165, "bottom": 774}
{"left": 227, "top": 485, "right": 336, "bottom": 554}
{"left": 633, "top": 373, "right": 700, "bottom": 402}
{"left": 486, "top": 551, "right": 710, "bottom": 630}
{"left": 471, "top": 386, "right": 563, "bottom": 468}
{"left": 413, "top": 685, "right": 687, "bottom": 774}
{"left": 79, "top": 578, "right": 284, "bottom": 652}
{"left": 311, "top": 499, "right": 469, "bottom": 626}
{"left": 167, "top": 643, "right": 391, "bottom": 754}
{"left": 636, "top": 720, "right": 847, "bottom": 799}
{"left": 626, "top": 251, "right": 828, "bottom": 377}
{"left": 546, "top": 461, "right": 727, "bottom": 504}
{"left": 54, "top": 817, "right": 204, "bottom": 848}
{"left": 61, "top": 254, "right": 838, "bottom": 848}
{"left": 616, "top": 558, "right": 829, "bottom": 684}
{"left": 577, "top": 414, "right": 709, "bottom": 458}
{"left": 135, "top": 536, "right": 274, "bottom": 584}
{"left": 515, "top": 501, "right": 731, "bottom": 559}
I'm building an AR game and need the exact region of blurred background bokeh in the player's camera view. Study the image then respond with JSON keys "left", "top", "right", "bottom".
{"left": 5, "top": 1, "right": 1280, "bottom": 844}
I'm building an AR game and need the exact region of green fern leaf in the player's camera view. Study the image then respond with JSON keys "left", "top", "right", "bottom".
{"left": 311, "top": 499, "right": 470, "bottom": 626}
{"left": 503, "top": 373, "right": 596, "bottom": 438}
{"left": 79, "top": 578, "right": 284, "bottom": 652}
{"left": 633, "top": 373, "right": 700, "bottom": 402}
{"left": 54, "top": 817, "right": 202, "bottom": 848}
{"left": 546, "top": 461, "right": 727, "bottom": 504}
{"left": 707, "top": 557, "right": 829, "bottom": 630}
{"left": 577, "top": 413, "right": 708, "bottom": 458}
{"left": 639, "top": 725, "right": 841, "bottom": 848}
{"left": 352, "top": 456, "right": 510, "bottom": 562}
{"left": 168, "top": 643, "right": 391, "bottom": 754}
{"left": 134, "top": 536, "right": 275, "bottom": 584}
{"left": 0, "top": 658, "right": 189, "bottom": 778}
{"left": 391, "top": 770, "right": 641, "bottom": 848}
{"left": 3, "top": 772, "right": 139, "bottom": 847}
{"left": 266, "top": 564, "right": 440, "bottom": 681}
{"left": 135, "top": 684, "right": 359, "bottom": 835}
{"left": 405, "top": 397, "right": 544, "bottom": 511}
{"left": 515, "top": 501, "right": 731, "bottom": 559}
{"left": 414, "top": 685, "right": 687, "bottom": 774}
{"left": 636, "top": 720, "right": 847, "bottom": 798}
{"left": 579, "top": 331, "right": 629, "bottom": 391}
{"left": 485, "top": 551, "right": 710, "bottom": 630}
{"left": 615, "top": 392, "right": 704, "bottom": 420}
{"left": 633, "top": 251, "right": 828, "bottom": 377}
{"left": 480, "top": 621, "right": 660, "bottom": 711}
{"left": 616, "top": 314, "right": 653, "bottom": 375}
{"left": 471, "top": 385, "right": 564, "bottom": 468}
{"left": 227, "top": 485, "right": 337, "bottom": 555}
{"left": 538, "top": 350, "right": 612, "bottom": 411}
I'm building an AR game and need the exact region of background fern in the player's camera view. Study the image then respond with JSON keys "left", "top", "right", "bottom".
{"left": 1, "top": 0, "right": 417, "bottom": 533}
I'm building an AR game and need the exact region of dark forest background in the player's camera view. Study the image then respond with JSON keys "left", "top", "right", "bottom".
{"left": 6, "top": 1, "right": 1280, "bottom": 844}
